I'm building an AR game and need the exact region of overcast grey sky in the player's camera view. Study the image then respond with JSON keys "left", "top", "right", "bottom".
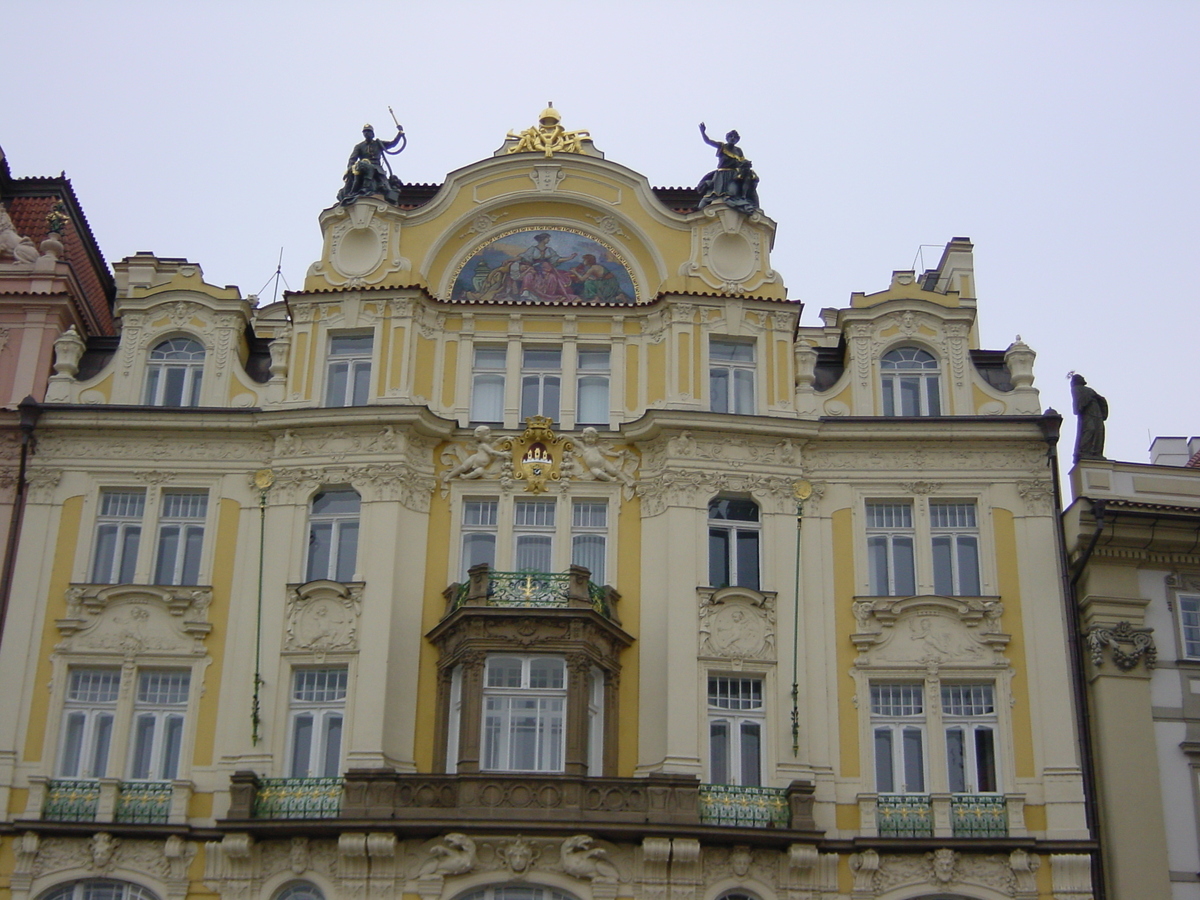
{"left": 4, "top": 1, "right": 1197, "bottom": 470}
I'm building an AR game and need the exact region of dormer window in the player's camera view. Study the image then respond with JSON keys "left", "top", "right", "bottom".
{"left": 881, "top": 347, "right": 941, "bottom": 416}
{"left": 145, "top": 338, "right": 204, "bottom": 407}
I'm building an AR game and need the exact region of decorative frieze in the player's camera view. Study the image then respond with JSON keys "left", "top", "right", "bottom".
{"left": 851, "top": 595, "right": 1009, "bottom": 668}
{"left": 58, "top": 584, "right": 213, "bottom": 656}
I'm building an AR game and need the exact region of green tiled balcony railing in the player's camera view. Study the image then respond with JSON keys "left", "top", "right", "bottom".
{"left": 951, "top": 793, "right": 1008, "bottom": 837}
{"left": 252, "top": 777, "right": 343, "bottom": 819}
{"left": 698, "top": 784, "right": 789, "bottom": 828}
{"left": 876, "top": 793, "right": 934, "bottom": 837}
{"left": 450, "top": 567, "right": 615, "bottom": 619}
{"left": 42, "top": 780, "right": 101, "bottom": 821}
{"left": 115, "top": 781, "right": 173, "bottom": 824}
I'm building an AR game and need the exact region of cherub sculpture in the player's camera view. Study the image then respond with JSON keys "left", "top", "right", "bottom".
{"left": 442, "top": 425, "right": 511, "bottom": 483}
{"left": 572, "top": 427, "right": 635, "bottom": 487}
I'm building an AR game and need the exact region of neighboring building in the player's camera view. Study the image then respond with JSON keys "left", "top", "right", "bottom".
{"left": 0, "top": 113, "right": 1096, "bottom": 900}
{"left": 1064, "top": 435, "right": 1200, "bottom": 900}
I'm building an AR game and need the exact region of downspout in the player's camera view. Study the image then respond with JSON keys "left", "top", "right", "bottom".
{"left": 0, "top": 396, "right": 42, "bottom": 650}
{"left": 1042, "top": 414, "right": 1106, "bottom": 900}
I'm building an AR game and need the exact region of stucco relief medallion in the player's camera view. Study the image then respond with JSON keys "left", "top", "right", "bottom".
{"left": 285, "top": 580, "right": 363, "bottom": 658}
{"left": 699, "top": 587, "right": 776, "bottom": 661}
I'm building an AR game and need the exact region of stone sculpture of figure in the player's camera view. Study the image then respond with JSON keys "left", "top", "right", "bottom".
{"left": 337, "top": 122, "right": 406, "bottom": 206}
{"left": 0, "top": 205, "right": 40, "bottom": 265}
{"left": 418, "top": 833, "right": 477, "bottom": 877}
{"left": 91, "top": 832, "right": 118, "bottom": 871}
{"left": 575, "top": 427, "right": 634, "bottom": 486}
{"left": 442, "top": 425, "right": 511, "bottom": 482}
{"left": 560, "top": 835, "right": 619, "bottom": 881}
{"left": 697, "top": 123, "right": 761, "bottom": 214}
{"left": 1071, "top": 374, "right": 1108, "bottom": 462}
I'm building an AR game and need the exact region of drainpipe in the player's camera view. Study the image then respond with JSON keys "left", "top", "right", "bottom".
{"left": 1042, "top": 413, "right": 1106, "bottom": 900}
{"left": 0, "top": 396, "right": 42, "bottom": 650}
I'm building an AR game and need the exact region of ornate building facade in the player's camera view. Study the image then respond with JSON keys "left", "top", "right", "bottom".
{"left": 0, "top": 112, "right": 1096, "bottom": 900}
{"left": 1064, "top": 436, "right": 1200, "bottom": 900}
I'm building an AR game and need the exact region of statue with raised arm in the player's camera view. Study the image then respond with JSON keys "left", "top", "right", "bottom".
{"left": 1071, "top": 374, "right": 1108, "bottom": 462}
{"left": 337, "top": 116, "right": 407, "bottom": 207}
{"left": 697, "top": 123, "right": 760, "bottom": 214}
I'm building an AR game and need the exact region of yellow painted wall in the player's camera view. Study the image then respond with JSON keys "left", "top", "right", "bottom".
{"left": 993, "top": 508, "right": 1035, "bottom": 778}
{"left": 193, "top": 498, "right": 239, "bottom": 769}
{"left": 615, "top": 494, "right": 641, "bottom": 776}
{"left": 413, "top": 335, "right": 437, "bottom": 404}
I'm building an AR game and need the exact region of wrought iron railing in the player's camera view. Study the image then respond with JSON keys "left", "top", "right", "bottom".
{"left": 115, "top": 781, "right": 173, "bottom": 824}
{"left": 951, "top": 793, "right": 1008, "bottom": 837}
{"left": 42, "top": 780, "right": 100, "bottom": 822}
{"left": 452, "top": 570, "right": 612, "bottom": 617}
{"left": 698, "top": 784, "right": 789, "bottom": 828}
{"left": 253, "top": 777, "right": 342, "bottom": 819}
{"left": 876, "top": 793, "right": 933, "bottom": 837}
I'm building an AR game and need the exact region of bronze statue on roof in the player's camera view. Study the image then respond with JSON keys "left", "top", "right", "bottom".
{"left": 337, "top": 113, "right": 406, "bottom": 207}
{"left": 1071, "top": 373, "right": 1108, "bottom": 461}
{"left": 697, "top": 123, "right": 760, "bottom": 215}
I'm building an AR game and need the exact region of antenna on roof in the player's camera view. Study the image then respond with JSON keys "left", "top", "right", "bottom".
{"left": 257, "top": 248, "right": 292, "bottom": 319}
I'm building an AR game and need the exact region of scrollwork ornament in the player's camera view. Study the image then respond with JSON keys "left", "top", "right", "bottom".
{"left": 1086, "top": 621, "right": 1156, "bottom": 671}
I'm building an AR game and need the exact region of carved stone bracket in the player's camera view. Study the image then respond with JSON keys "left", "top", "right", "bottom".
{"left": 284, "top": 580, "right": 364, "bottom": 658}
{"left": 58, "top": 584, "right": 213, "bottom": 656}
{"left": 851, "top": 595, "right": 1009, "bottom": 667}
{"left": 698, "top": 586, "right": 776, "bottom": 661}
{"left": 1085, "top": 621, "right": 1156, "bottom": 671}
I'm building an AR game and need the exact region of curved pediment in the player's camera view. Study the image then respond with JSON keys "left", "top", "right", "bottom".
{"left": 851, "top": 594, "right": 1009, "bottom": 668}
{"left": 56, "top": 584, "right": 213, "bottom": 657}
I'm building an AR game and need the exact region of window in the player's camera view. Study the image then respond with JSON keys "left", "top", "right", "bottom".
{"left": 708, "top": 676, "right": 763, "bottom": 785}
{"left": 931, "top": 502, "right": 981, "bottom": 596}
{"left": 145, "top": 338, "right": 204, "bottom": 407}
{"left": 871, "top": 684, "right": 926, "bottom": 793}
{"left": 710, "top": 339, "right": 755, "bottom": 415}
{"left": 458, "top": 887, "right": 578, "bottom": 900}
{"left": 867, "top": 502, "right": 916, "bottom": 596}
{"left": 289, "top": 668, "right": 347, "bottom": 778}
{"left": 587, "top": 667, "right": 604, "bottom": 774}
{"left": 1180, "top": 594, "right": 1200, "bottom": 658}
{"left": 576, "top": 348, "right": 610, "bottom": 425}
{"left": 462, "top": 499, "right": 499, "bottom": 577}
{"left": 482, "top": 655, "right": 566, "bottom": 772}
{"left": 520, "top": 347, "right": 561, "bottom": 422}
{"left": 325, "top": 334, "right": 372, "bottom": 407}
{"left": 513, "top": 499, "right": 555, "bottom": 571}
{"left": 58, "top": 669, "right": 119, "bottom": 778}
{"left": 42, "top": 881, "right": 160, "bottom": 900}
{"left": 91, "top": 490, "right": 145, "bottom": 584}
{"left": 881, "top": 347, "right": 941, "bottom": 416}
{"left": 275, "top": 885, "right": 326, "bottom": 900}
{"left": 471, "top": 347, "right": 506, "bottom": 423}
{"left": 153, "top": 491, "right": 207, "bottom": 585}
{"left": 128, "top": 671, "right": 190, "bottom": 780}
{"left": 943, "top": 684, "right": 998, "bottom": 793}
{"left": 708, "top": 498, "right": 760, "bottom": 590}
{"left": 571, "top": 500, "right": 607, "bottom": 581}
{"left": 306, "top": 489, "right": 360, "bottom": 582}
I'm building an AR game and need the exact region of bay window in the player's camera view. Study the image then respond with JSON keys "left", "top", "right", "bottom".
{"left": 482, "top": 655, "right": 566, "bottom": 772}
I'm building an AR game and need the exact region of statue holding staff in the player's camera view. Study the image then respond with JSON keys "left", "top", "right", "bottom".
{"left": 337, "top": 109, "right": 407, "bottom": 206}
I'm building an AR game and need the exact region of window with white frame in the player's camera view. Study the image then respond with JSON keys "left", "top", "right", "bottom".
{"left": 708, "top": 676, "right": 764, "bottom": 785}
{"left": 881, "top": 347, "right": 941, "bottom": 416}
{"left": 471, "top": 347, "right": 507, "bottom": 423}
{"left": 482, "top": 655, "right": 566, "bottom": 772}
{"left": 325, "top": 334, "right": 373, "bottom": 407}
{"left": 58, "top": 668, "right": 120, "bottom": 779}
{"left": 571, "top": 500, "right": 607, "bottom": 581}
{"left": 153, "top": 491, "right": 207, "bottom": 586}
{"left": 274, "top": 884, "right": 326, "bottom": 900}
{"left": 458, "top": 886, "right": 578, "bottom": 900}
{"left": 462, "top": 499, "right": 499, "bottom": 578}
{"left": 931, "top": 502, "right": 981, "bottom": 596}
{"left": 513, "top": 499, "right": 555, "bottom": 571}
{"left": 871, "top": 683, "right": 926, "bottom": 793}
{"left": 576, "top": 347, "right": 610, "bottom": 426}
{"left": 306, "top": 488, "right": 360, "bottom": 583}
{"left": 128, "top": 670, "right": 190, "bottom": 780}
{"left": 867, "top": 502, "right": 916, "bottom": 596}
{"left": 1178, "top": 594, "right": 1200, "bottom": 659}
{"left": 942, "top": 684, "right": 998, "bottom": 793}
{"left": 91, "top": 490, "right": 145, "bottom": 584}
{"left": 587, "top": 666, "right": 605, "bottom": 775}
{"left": 710, "top": 339, "right": 756, "bottom": 415}
{"left": 708, "top": 497, "right": 760, "bottom": 590}
{"left": 520, "top": 347, "right": 561, "bottom": 423}
{"left": 145, "top": 338, "right": 204, "bottom": 407}
{"left": 42, "top": 880, "right": 161, "bottom": 900}
{"left": 289, "top": 668, "right": 347, "bottom": 778}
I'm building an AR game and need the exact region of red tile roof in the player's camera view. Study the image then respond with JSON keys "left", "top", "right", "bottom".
{"left": 1186, "top": 450, "right": 1200, "bottom": 468}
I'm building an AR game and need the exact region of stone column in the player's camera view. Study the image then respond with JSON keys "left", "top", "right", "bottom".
{"left": 564, "top": 652, "right": 592, "bottom": 776}
{"left": 455, "top": 651, "right": 486, "bottom": 773}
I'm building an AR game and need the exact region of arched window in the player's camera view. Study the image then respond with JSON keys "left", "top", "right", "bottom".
{"left": 42, "top": 881, "right": 160, "bottom": 900}
{"left": 881, "top": 347, "right": 941, "bottom": 416}
{"left": 458, "top": 887, "right": 579, "bottom": 900}
{"left": 275, "top": 882, "right": 326, "bottom": 900}
{"left": 708, "top": 497, "right": 760, "bottom": 590}
{"left": 145, "top": 338, "right": 204, "bottom": 407}
{"left": 306, "top": 488, "right": 360, "bottom": 583}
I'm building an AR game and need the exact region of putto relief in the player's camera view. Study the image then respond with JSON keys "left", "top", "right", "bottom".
{"left": 451, "top": 228, "right": 636, "bottom": 304}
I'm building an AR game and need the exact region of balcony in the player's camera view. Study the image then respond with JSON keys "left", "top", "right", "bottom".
{"left": 447, "top": 564, "right": 620, "bottom": 621}
{"left": 31, "top": 777, "right": 190, "bottom": 825}
{"left": 864, "top": 793, "right": 1022, "bottom": 839}
{"left": 698, "top": 784, "right": 790, "bottom": 828}
{"left": 226, "top": 771, "right": 820, "bottom": 837}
